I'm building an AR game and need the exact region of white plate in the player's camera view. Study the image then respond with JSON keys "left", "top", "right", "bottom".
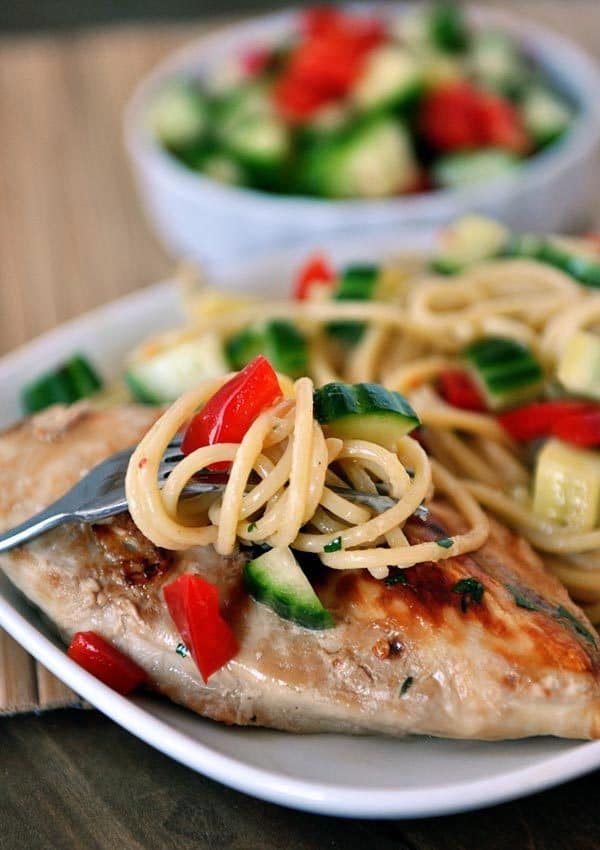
{"left": 1, "top": 232, "right": 600, "bottom": 819}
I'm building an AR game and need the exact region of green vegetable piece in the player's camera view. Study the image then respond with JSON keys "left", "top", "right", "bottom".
{"left": 556, "top": 606, "right": 597, "bottom": 646}
{"left": 385, "top": 572, "right": 409, "bottom": 587}
{"left": 176, "top": 642, "right": 189, "bottom": 657}
{"left": 149, "top": 81, "right": 208, "bottom": 151}
{"left": 324, "top": 536, "right": 342, "bottom": 554}
{"left": 435, "top": 537, "right": 454, "bottom": 549}
{"left": 22, "top": 354, "right": 103, "bottom": 414}
{"left": 433, "top": 149, "right": 520, "bottom": 190}
{"left": 400, "top": 676, "right": 414, "bottom": 696}
{"left": 452, "top": 577, "right": 485, "bottom": 612}
{"left": 313, "top": 382, "right": 420, "bottom": 448}
{"left": 506, "top": 585, "right": 541, "bottom": 611}
{"left": 244, "top": 546, "right": 334, "bottom": 630}
{"left": 463, "top": 336, "right": 544, "bottom": 410}
{"left": 429, "top": 2, "right": 469, "bottom": 52}
{"left": 225, "top": 320, "right": 309, "bottom": 378}
{"left": 327, "top": 264, "right": 379, "bottom": 344}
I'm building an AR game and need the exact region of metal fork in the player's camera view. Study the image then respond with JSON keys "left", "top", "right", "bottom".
{"left": 0, "top": 438, "right": 427, "bottom": 554}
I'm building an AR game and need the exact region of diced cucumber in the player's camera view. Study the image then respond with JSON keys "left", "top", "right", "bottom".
{"left": 352, "top": 46, "right": 423, "bottom": 113}
{"left": 469, "top": 31, "right": 529, "bottom": 95}
{"left": 520, "top": 85, "right": 572, "bottom": 147}
{"left": 504, "top": 235, "right": 600, "bottom": 288}
{"left": 299, "top": 116, "right": 418, "bottom": 199}
{"left": 313, "top": 382, "right": 420, "bottom": 448}
{"left": 225, "top": 320, "right": 308, "bottom": 378}
{"left": 428, "top": 2, "right": 470, "bottom": 53}
{"left": 198, "top": 151, "right": 247, "bottom": 185}
{"left": 244, "top": 547, "right": 334, "bottom": 629}
{"left": 224, "top": 114, "right": 290, "bottom": 172}
{"left": 432, "top": 215, "right": 510, "bottom": 274}
{"left": 557, "top": 332, "right": 600, "bottom": 401}
{"left": 400, "top": 3, "right": 469, "bottom": 54}
{"left": 433, "top": 149, "right": 520, "bottom": 190}
{"left": 463, "top": 337, "right": 544, "bottom": 410}
{"left": 22, "top": 354, "right": 103, "bottom": 414}
{"left": 125, "top": 334, "right": 228, "bottom": 404}
{"left": 327, "top": 264, "right": 380, "bottom": 345}
{"left": 148, "top": 81, "right": 208, "bottom": 150}
{"left": 533, "top": 439, "right": 600, "bottom": 531}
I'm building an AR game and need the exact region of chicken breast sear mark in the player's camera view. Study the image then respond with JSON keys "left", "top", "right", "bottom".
{"left": 92, "top": 514, "right": 173, "bottom": 586}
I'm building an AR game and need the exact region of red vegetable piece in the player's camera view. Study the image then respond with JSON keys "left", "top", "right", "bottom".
{"left": 163, "top": 574, "right": 239, "bottom": 682}
{"left": 438, "top": 369, "right": 486, "bottom": 412}
{"left": 498, "top": 400, "right": 596, "bottom": 442}
{"left": 67, "top": 631, "right": 146, "bottom": 695}
{"left": 302, "top": 5, "right": 346, "bottom": 37}
{"left": 293, "top": 252, "right": 336, "bottom": 300}
{"left": 551, "top": 408, "right": 600, "bottom": 447}
{"left": 181, "top": 355, "right": 282, "bottom": 468}
{"left": 419, "top": 82, "right": 529, "bottom": 154}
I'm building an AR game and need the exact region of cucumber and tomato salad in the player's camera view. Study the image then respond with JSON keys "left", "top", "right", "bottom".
{"left": 149, "top": 4, "right": 574, "bottom": 199}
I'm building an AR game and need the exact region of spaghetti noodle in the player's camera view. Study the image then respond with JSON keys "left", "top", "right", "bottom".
{"left": 125, "top": 375, "right": 489, "bottom": 579}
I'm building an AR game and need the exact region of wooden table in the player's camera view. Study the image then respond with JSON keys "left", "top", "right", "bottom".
{"left": 1, "top": 6, "right": 600, "bottom": 847}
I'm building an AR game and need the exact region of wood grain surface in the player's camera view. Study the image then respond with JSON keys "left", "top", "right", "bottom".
{"left": 1, "top": 5, "right": 600, "bottom": 847}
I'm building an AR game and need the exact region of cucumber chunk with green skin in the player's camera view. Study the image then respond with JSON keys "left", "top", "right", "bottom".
{"left": 503, "top": 235, "right": 600, "bottom": 288}
{"left": 469, "top": 31, "right": 529, "bottom": 95}
{"left": 463, "top": 337, "right": 544, "bottom": 410}
{"left": 433, "top": 150, "right": 520, "bottom": 190}
{"left": 557, "top": 331, "right": 600, "bottom": 400}
{"left": 520, "top": 85, "right": 572, "bottom": 148}
{"left": 431, "top": 215, "right": 510, "bottom": 275}
{"left": 125, "top": 335, "right": 228, "bottom": 404}
{"left": 244, "top": 547, "right": 334, "bottom": 630}
{"left": 327, "top": 265, "right": 380, "bottom": 345}
{"left": 313, "top": 382, "right": 420, "bottom": 448}
{"left": 429, "top": 2, "right": 469, "bottom": 53}
{"left": 226, "top": 320, "right": 308, "bottom": 378}
{"left": 299, "top": 116, "right": 418, "bottom": 199}
{"left": 352, "top": 46, "right": 423, "bottom": 113}
{"left": 149, "top": 81, "right": 209, "bottom": 151}
{"left": 22, "top": 355, "right": 103, "bottom": 414}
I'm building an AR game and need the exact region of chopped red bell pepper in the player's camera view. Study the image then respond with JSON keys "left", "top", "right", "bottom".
{"left": 438, "top": 369, "right": 486, "bottom": 412}
{"left": 181, "top": 355, "right": 282, "bottom": 467}
{"left": 419, "top": 82, "right": 529, "bottom": 154}
{"left": 67, "top": 631, "right": 146, "bottom": 695}
{"left": 163, "top": 574, "right": 239, "bottom": 682}
{"left": 498, "top": 400, "right": 597, "bottom": 442}
{"left": 551, "top": 407, "right": 600, "bottom": 447}
{"left": 274, "top": 8, "right": 384, "bottom": 121}
{"left": 293, "top": 252, "right": 336, "bottom": 300}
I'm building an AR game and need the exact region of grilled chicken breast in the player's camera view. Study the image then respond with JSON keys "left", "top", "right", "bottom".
{"left": 1, "top": 403, "right": 600, "bottom": 739}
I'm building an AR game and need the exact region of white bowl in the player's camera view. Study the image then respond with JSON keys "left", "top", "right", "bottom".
{"left": 125, "top": 3, "right": 600, "bottom": 272}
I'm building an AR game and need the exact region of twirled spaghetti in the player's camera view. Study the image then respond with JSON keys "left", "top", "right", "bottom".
{"left": 125, "top": 374, "right": 489, "bottom": 578}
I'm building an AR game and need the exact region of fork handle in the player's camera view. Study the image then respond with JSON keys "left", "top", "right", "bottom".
{"left": 0, "top": 504, "right": 73, "bottom": 554}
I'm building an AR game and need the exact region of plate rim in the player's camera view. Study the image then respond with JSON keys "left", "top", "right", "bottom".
{"left": 2, "top": 261, "right": 600, "bottom": 819}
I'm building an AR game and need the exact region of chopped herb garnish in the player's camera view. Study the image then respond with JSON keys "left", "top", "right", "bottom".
{"left": 400, "top": 676, "right": 414, "bottom": 696}
{"left": 435, "top": 537, "right": 454, "bottom": 549}
{"left": 556, "top": 606, "right": 597, "bottom": 646}
{"left": 452, "top": 577, "right": 484, "bottom": 612}
{"left": 176, "top": 642, "right": 189, "bottom": 658}
{"left": 247, "top": 522, "right": 258, "bottom": 533}
{"left": 324, "top": 536, "right": 342, "bottom": 553}
{"left": 506, "top": 585, "right": 540, "bottom": 612}
{"left": 385, "top": 572, "right": 409, "bottom": 587}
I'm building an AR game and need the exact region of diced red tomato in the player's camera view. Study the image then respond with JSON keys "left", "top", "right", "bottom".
{"left": 498, "top": 400, "right": 597, "bottom": 442}
{"left": 293, "top": 252, "right": 336, "bottom": 300}
{"left": 419, "top": 82, "right": 529, "bottom": 154}
{"left": 163, "top": 574, "right": 239, "bottom": 682}
{"left": 302, "top": 5, "right": 346, "bottom": 37}
{"left": 551, "top": 408, "right": 600, "bottom": 447}
{"left": 438, "top": 369, "right": 487, "bottom": 412}
{"left": 181, "top": 355, "right": 282, "bottom": 468}
{"left": 67, "top": 631, "right": 146, "bottom": 695}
